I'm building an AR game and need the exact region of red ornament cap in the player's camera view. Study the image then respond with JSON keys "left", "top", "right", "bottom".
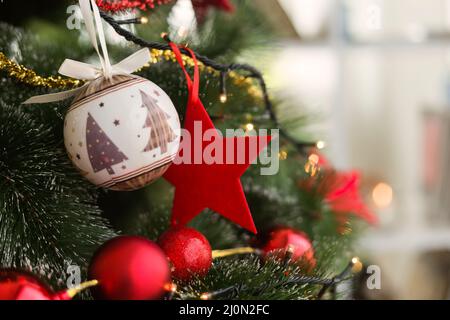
{"left": 158, "top": 226, "right": 212, "bottom": 281}
{"left": 88, "top": 235, "right": 170, "bottom": 300}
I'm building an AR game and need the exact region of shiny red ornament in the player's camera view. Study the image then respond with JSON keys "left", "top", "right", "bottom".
{"left": 258, "top": 227, "right": 316, "bottom": 268}
{"left": 191, "top": 0, "right": 234, "bottom": 22}
{"left": 0, "top": 269, "right": 74, "bottom": 300}
{"left": 164, "top": 43, "right": 271, "bottom": 234}
{"left": 158, "top": 226, "right": 212, "bottom": 281}
{"left": 88, "top": 235, "right": 170, "bottom": 300}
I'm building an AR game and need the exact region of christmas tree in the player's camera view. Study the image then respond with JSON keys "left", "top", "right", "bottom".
{"left": 141, "top": 90, "right": 177, "bottom": 154}
{"left": 86, "top": 112, "right": 129, "bottom": 175}
{"left": 0, "top": 0, "right": 376, "bottom": 300}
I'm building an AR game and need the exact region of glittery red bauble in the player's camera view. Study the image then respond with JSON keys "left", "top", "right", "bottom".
{"left": 158, "top": 227, "right": 212, "bottom": 281}
{"left": 259, "top": 227, "right": 316, "bottom": 268}
{"left": 0, "top": 269, "right": 73, "bottom": 300}
{"left": 88, "top": 235, "right": 170, "bottom": 300}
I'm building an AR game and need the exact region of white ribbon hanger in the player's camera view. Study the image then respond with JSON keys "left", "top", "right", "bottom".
{"left": 23, "top": 0, "right": 150, "bottom": 104}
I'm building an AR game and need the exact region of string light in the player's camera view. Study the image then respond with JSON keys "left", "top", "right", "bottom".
{"left": 245, "top": 123, "right": 254, "bottom": 132}
{"left": 304, "top": 153, "right": 320, "bottom": 177}
{"left": 160, "top": 32, "right": 169, "bottom": 40}
{"left": 219, "top": 93, "right": 228, "bottom": 103}
{"left": 200, "top": 293, "right": 211, "bottom": 300}
{"left": 116, "top": 16, "right": 149, "bottom": 25}
{"left": 163, "top": 282, "right": 178, "bottom": 300}
{"left": 99, "top": 9, "right": 316, "bottom": 153}
{"left": 316, "top": 140, "right": 326, "bottom": 150}
{"left": 201, "top": 257, "right": 361, "bottom": 300}
{"left": 0, "top": 50, "right": 262, "bottom": 101}
{"left": 351, "top": 257, "right": 363, "bottom": 273}
{"left": 219, "top": 71, "right": 228, "bottom": 103}
{"left": 278, "top": 150, "right": 288, "bottom": 160}
{"left": 164, "top": 282, "right": 177, "bottom": 293}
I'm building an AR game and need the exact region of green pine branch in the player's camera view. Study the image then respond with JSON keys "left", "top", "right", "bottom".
{"left": 0, "top": 103, "right": 116, "bottom": 288}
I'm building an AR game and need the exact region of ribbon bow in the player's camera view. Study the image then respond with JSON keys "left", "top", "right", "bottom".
{"left": 24, "top": 0, "right": 150, "bottom": 104}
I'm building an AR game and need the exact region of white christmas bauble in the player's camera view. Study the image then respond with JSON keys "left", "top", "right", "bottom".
{"left": 64, "top": 75, "right": 180, "bottom": 191}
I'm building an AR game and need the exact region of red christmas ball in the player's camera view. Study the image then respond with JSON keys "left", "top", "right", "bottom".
{"left": 258, "top": 227, "right": 316, "bottom": 268}
{"left": 88, "top": 235, "right": 170, "bottom": 300}
{"left": 158, "top": 226, "right": 212, "bottom": 281}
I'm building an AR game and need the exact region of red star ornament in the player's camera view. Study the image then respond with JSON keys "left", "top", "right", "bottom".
{"left": 164, "top": 43, "right": 271, "bottom": 234}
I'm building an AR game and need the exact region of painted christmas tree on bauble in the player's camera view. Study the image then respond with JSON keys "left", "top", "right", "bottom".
{"left": 140, "top": 90, "right": 177, "bottom": 154}
{"left": 86, "top": 112, "right": 129, "bottom": 175}
{"left": 64, "top": 74, "right": 181, "bottom": 191}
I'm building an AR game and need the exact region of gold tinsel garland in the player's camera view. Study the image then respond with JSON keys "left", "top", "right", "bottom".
{"left": 0, "top": 50, "right": 262, "bottom": 99}
{"left": 0, "top": 52, "right": 82, "bottom": 89}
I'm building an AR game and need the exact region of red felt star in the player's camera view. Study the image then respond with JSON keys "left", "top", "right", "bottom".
{"left": 191, "top": 0, "right": 234, "bottom": 22}
{"left": 164, "top": 95, "right": 271, "bottom": 234}
{"left": 164, "top": 42, "right": 271, "bottom": 234}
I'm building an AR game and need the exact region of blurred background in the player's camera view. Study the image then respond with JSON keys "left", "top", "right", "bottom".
{"left": 265, "top": 0, "right": 450, "bottom": 299}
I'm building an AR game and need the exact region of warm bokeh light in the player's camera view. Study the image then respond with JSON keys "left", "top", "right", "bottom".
{"left": 200, "top": 293, "right": 210, "bottom": 300}
{"left": 304, "top": 153, "right": 320, "bottom": 177}
{"left": 372, "top": 182, "right": 393, "bottom": 208}
{"left": 351, "top": 257, "right": 363, "bottom": 273}
{"left": 316, "top": 140, "right": 326, "bottom": 149}
{"left": 278, "top": 150, "right": 288, "bottom": 160}
{"left": 308, "top": 153, "right": 319, "bottom": 164}
{"left": 164, "top": 282, "right": 177, "bottom": 293}
{"left": 219, "top": 93, "right": 227, "bottom": 103}
{"left": 245, "top": 123, "right": 254, "bottom": 132}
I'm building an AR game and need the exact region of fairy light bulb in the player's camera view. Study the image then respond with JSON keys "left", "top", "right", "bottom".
{"left": 278, "top": 150, "right": 288, "bottom": 160}
{"left": 316, "top": 140, "right": 325, "bottom": 150}
{"left": 200, "top": 293, "right": 211, "bottom": 300}
{"left": 164, "top": 282, "right": 177, "bottom": 293}
{"left": 219, "top": 93, "right": 227, "bottom": 103}
{"left": 304, "top": 153, "right": 320, "bottom": 177}
{"left": 219, "top": 71, "right": 228, "bottom": 104}
{"left": 245, "top": 123, "right": 254, "bottom": 132}
{"left": 140, "top": 16, "right": 149, "bottom": 24}
{"left": 351, "top": 257, "right": 363, "bottom": 273}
